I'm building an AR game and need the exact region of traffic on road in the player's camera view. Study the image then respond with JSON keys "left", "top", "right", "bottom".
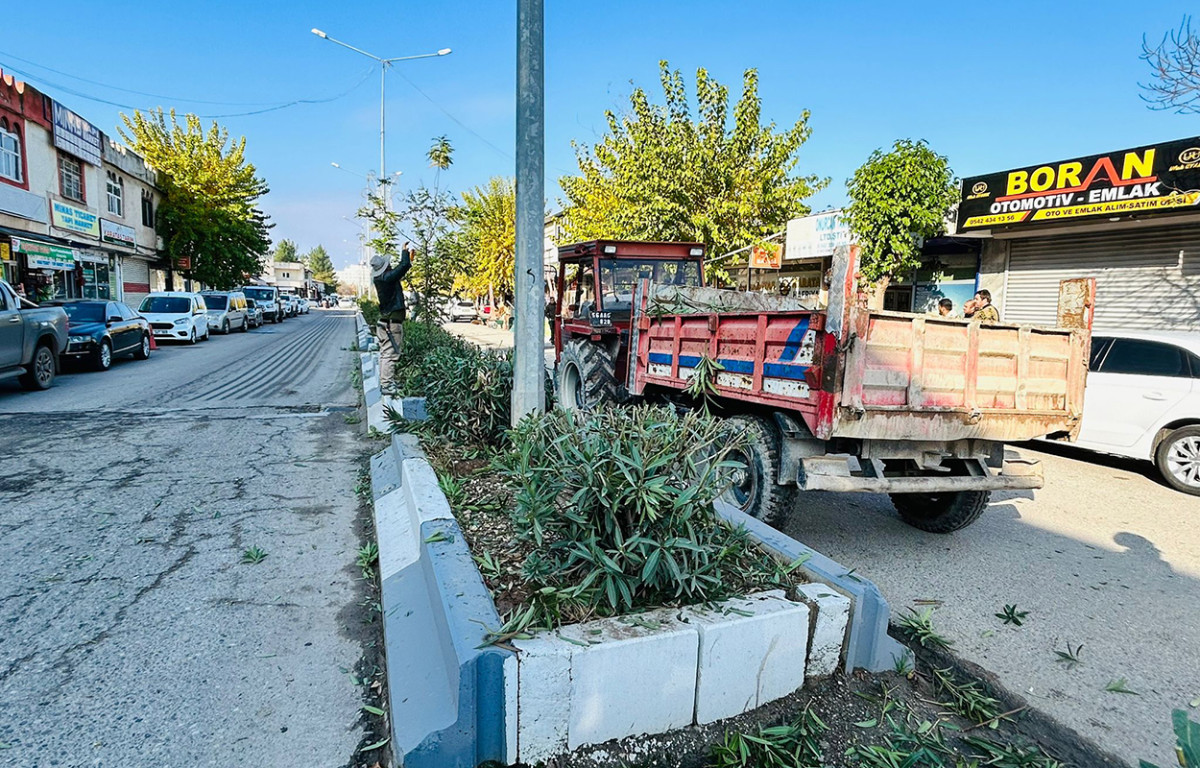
{"left": 0, "top": 277, "right": 337, "bottom": 394}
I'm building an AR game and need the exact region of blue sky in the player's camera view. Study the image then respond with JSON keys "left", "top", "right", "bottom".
{"left": 3, "top": 0, "right": 1199, "bottom": 269}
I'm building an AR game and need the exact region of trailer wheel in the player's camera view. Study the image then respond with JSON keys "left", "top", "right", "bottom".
{"left": 889, "top": 490, "right": 990, "bottom": 533}
{"left": 556, "top": 339, "right": 619, "bottom": 411}
{"left": 717, "top": 414, "right": 794, "bottom": 525}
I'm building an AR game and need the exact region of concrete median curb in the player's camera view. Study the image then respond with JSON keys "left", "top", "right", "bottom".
{"left": 365, "top": 432, "right": 905, "bottom": 765}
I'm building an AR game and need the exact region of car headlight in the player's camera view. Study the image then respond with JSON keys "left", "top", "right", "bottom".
{"left": 173, "top": 318, "right": 189, "bottom": 325}
{"left": 69, "top": 335, "right": 90, "bottom": 344}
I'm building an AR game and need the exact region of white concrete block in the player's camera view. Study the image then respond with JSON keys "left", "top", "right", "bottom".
{"left": 559, "top": 610, "right": 698, "bottom": 749}
{"left": 795, "top": 584, "right": 851, "bottom": 678}
{"left": 401, "top": 458, "right": 454, "bottom": 525}
{"left": 503, "top": 651, "right": 519, "bottom": 766}
{"left": 373, "top": 488, "right": 418, "bottom": 581}
{"left": 366, "top": 399, "right": 386, "bottom": 433}
{"left": 681, "top": 591, "right": 811, "bottom": 724}
{"left": 513, "top": 634, "right": 572, "bottom": 763}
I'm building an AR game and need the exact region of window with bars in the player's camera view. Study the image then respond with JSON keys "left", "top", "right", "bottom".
{"left": 106, "top": 170, "right": 124, "bottom": 216}
{"left": 60, "top": 155, "right": 83, "bottom": 201}
{"left": 0, "top": 120, "right": 21, "bottom": 183}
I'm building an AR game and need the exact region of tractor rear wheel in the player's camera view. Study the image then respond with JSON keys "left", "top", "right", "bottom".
{"left": 556, "top": 339, "right": 619, "bottom": 411}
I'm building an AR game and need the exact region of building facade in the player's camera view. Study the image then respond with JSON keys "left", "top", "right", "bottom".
{"left": 0, "top": 69, "right": 160, "bottom": 304}
{"left": 958, "top": 136, "right": 1200, "bottom": 332}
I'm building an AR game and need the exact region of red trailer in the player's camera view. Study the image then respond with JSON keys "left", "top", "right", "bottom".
{"left": 553, "top": 241, "right": 1093, "bottom": 533}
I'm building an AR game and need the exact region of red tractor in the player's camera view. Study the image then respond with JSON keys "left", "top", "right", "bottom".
{"left": 552, "top": 240, "right": 706, "bottom": 409}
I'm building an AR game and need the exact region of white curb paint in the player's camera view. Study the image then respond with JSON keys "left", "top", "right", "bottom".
{"left": 559, "top": 610, "right": 699, "bottom": 750}
{"left": 401, "top": 458, "right": 454, "bottom": 525}
{"left": 513, "top": 634, "right": 572, "bottom": 763}
{"left": 795, "top": 583, "right": 852, "bottom": 678}
{"left": 373, "top": 487, "right": 418, "bottom": 580}
{"left": 681, "top": 590, "right": 811, "bottom": 725}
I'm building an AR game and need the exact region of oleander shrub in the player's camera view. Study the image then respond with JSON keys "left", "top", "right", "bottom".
{"left": 491, "top": 406, "right": 801, "bottom": 633}
{"left": 356, "top": 297, "right": 380, "bottom": 327}
{"left": 391, "top": 321, "right": 471, "bottom": 396}
{"left": 422, "top": 345, "right": 514, "bottom": 448}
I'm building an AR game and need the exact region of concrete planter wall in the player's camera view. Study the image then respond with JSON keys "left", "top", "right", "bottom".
{"left": 359, "top": 347, "right": 907, "bottom": 766}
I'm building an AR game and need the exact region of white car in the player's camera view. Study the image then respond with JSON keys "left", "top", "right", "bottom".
{"left": 1065, "top": 331, "right": 1200, "bottom": 495}
{"left": 139, "top": 292, "right": 210, "bottom": 344}
{"left": 338, "top": 297, "right": 355, "bottom": 309}
{"left": 448, "top": 300, "right": 478, "bottom": 323}
{"left": 298, "top": 298, "right": 310, "bottom": 314}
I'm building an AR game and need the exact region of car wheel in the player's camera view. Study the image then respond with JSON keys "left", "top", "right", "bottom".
{"left": 239, "top": 317, "right": 249, "bottom": 332}
{"left": 1155, "top": 426, "right": 1200, "bottom": 496}
{"left": 189, "top": 328, "right": 198, "bottom": 345}
{"left": 221, "top": 320, "right": 230, "bottom": 334}
{"left": 134, "top": 334, "right": 151, "bottom": 360}
{"left": 19, "top": 343, "right": 56, "bottom": 390}
{"left": 93, "top": 339, "right": 113, "bottom": 371}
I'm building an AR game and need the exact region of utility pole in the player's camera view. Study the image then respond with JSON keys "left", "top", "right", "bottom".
{"left": 512, "top": 0, "right": 545, "bottom": 423}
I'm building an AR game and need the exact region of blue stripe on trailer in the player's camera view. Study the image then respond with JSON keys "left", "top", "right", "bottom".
{"left": 650, "top": 353, "right": 809, "bottom": 381}
{"left": 779, "top": 318, "right": 811, "bottom": 362}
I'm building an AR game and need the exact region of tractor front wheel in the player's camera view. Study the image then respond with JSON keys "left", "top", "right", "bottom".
{"left": 555, "top": 339, "right": 619, "bottom": 411}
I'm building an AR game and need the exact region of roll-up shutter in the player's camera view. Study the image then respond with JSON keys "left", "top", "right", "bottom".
{"left": 1004, "top": 225, "right": 1200, "bottom": 332}
{"left": 121, "top": 257, "right": 151, "bottom": 306}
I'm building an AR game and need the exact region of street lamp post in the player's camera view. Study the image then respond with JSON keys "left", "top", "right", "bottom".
{"left": 312, "top": 28, "right": 450, "bottom": 201}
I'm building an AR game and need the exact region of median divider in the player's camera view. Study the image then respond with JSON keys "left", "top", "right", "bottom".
{"left": 360, "top": 343, "right": 909, "bottom": 764}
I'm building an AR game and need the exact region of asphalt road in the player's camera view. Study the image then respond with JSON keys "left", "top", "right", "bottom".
{"left": 0, "top": 309, "right": 374, "bottom": 768}
{"left": 777, "top": 444, "right": 1199, "bottom": 766}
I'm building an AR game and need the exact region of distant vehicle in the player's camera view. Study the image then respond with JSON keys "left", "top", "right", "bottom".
{"left": 1049, "top": 331, "right": 1200, "bottom": 496}
{"left": 0, "top": 279, "right": 68, "bottom": 390}
{"left": 280, "top": 292, "right": 299, "bottom": 317}
{"left": 449, "top": 300, "right": 478, "bottom": 323}
{"left": 139, "top": 292, "right": 210, "bottom": 344}
{"left": 298, "top": 298, "right": 311, "bottom": 314}
{"left": 242, "top": 285, "right": 284, "bottom": 323}
{"left": 338, "top": 296, "right": 355, "bottom": 309}
{"left": 201, "top": 291, "right": 249, "bottom": 334}
{"left": 245, "top": 299, "right": 265, "bottom": 328}
{"left": 50, "top": 299, "right": 151, "bottom": 371}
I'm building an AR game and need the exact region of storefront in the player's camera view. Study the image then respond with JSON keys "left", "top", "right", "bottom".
{"left": 7, "top": 236, "right": 78, "bottom": 301}
{"left": 958, "top": 136, "right": 1200, "bottom": 332}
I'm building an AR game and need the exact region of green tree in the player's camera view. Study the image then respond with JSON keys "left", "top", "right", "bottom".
{"left": 455, "top": 176, "right": 516, "bottom": 298}
{"left": 843, "top": 139, "right": 959, "bottom": 293}
{"left": 120, "top": 109, "right": 270, "bottom": 289}
{"left": 273, "top": 239, "right": 298, "bottom": 262}
{"left": 560, "top": 61, "right": 825, "bottom": 273}
{"left": 304, "top": 244, "right": 337, "bottom": 291}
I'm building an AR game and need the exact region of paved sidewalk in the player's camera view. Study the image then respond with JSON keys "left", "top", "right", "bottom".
{"left": 444, "top": 321, "right": 514, "bottom": 349}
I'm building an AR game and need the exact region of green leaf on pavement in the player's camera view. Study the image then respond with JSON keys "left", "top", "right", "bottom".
{"left": 359, "top": 737, "right": 390, "bottom": 752}
{"left": 362, "top": 705, "right": 385, "bottom": 716}
{"left": 854, "top": 719, "right": 877, "bottom": 728}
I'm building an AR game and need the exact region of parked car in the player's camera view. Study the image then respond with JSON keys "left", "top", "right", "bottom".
{"left": 50, "top": 299, "right": 151, "bottom": 371}
{"left": 449, "top": 299, "right": 478, "bottom": 323}
{"left": 242, "top": 285, "right": 284, "bottom": 323}
{"left": 201, "top": 291, "right": 249, "bottom": 334}
{"left": 280, "top": 292, "right": 299, "bottom": 317}
{"left": 338, "top": 296, "right": 355, "bottom": 309}
{"left": 1053, "top": 331, "right": 1200, "bottom": 496}
{"left": 245, "top": 299, "right": 265, "bottom": 328}
{"left": 139, "top": 292, "right": 210, "bottom": 344}
{"left": 298, "top": 297, "right": 310, "bottom": 314}
{"left": 0, "top": 279, "right": 68, "bottom": 390}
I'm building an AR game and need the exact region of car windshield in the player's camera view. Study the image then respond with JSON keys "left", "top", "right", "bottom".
{"left": 140, "top": 296, "right": 190, "bottom": 314}
{"left": 598, "top": 259, "right": 702, "bottom": 298}
{"left": 457, "top": 301, "right": 473, "bottom": 307}
{"left": 204, "top": 295, "right": 228, "bottom": 310}
{"left": 243, "top": 288, "right": 273, "bottom": 301}
{"left": 61, "top": 303, "right": 106, "bottom": 323}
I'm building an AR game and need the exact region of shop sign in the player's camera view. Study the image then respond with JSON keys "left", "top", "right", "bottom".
{"left": 52, "top": 200, "right": 100, "bottom": 237}
{"left": 52, "top": 102, "right": 102, "bottom": 166}
{"left": 0, "top": 242, "right": 9, "bottom": 262}
{"left": 958, "top": 136, "right": 1200, "bottom": 232}
{"left": 13, "top": 238, "right": 75, "bottom": 271}
{"left": 101, "top": 218, "right": 136, "bottom": 247}
{"left": 785, "top": 210, "right": 851, "bottom": 260}
{"left": 749, "top": 245, "right": 781, "bottom": 269}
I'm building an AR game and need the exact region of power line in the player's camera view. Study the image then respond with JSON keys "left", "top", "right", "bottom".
{"left": 392, "top": 69, "right": 512, "bottom": 160}
{"left": 0, "top": 54, "right": 375, "bottom": 118}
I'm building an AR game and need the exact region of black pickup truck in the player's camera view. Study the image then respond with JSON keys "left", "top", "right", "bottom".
{"left": 0, "top": 280, "right": 69, "bottom": 390}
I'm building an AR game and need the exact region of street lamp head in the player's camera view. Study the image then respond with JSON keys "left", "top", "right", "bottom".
{"left": 437, "top": 48, "right": 452, "bottom": 56}
{"left": 311, "top": 28, "right": 328, "bottom": 38}
{"left": 330, "top": 162, "right": 341, "bottom": 168}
